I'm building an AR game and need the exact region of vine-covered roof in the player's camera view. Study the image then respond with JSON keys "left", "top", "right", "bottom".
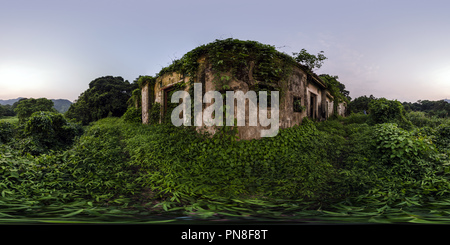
{"left": 139, "top": 38, "right": 327, "bottom": 93}
{"left": 152, "top": 38, "right": 326, "bottom": 88}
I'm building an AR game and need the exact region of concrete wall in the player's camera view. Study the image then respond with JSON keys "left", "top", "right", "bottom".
{"left": 337, "top": 102, "right": 347, "bottom": 117}
{"left": 141, "top": 84, "right": 150, "bottom": 124}
{"left": 141, "top": 56, "right": 343, "bottom": 140}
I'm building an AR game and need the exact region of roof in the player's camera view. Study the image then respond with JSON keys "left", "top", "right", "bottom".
{"left": 310, "top": 73, "right": 327, "bottom": 89}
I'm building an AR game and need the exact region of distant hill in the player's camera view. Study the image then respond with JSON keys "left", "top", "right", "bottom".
{"left": 51, "top": 99, "right": 73, "bottom": 113}
{"left": 52, "top": 99, "right": 72, "bottom": 113}
{"left": 0, "top": 97, "right": 24, "bottom": 105}
{"left": 0, "top": 97, "right": 72, "bottom": 113}
{"left": 445, "top": 99, "right": 450, "bottom": 103}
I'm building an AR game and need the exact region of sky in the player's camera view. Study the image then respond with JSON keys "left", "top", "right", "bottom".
{"left": 1, "top": 0, "right": 449, "bottom": 103}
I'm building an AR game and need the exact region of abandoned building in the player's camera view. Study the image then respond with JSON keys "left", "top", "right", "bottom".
{"left": 140, "top": 39, "right": 346, "bottom": 140}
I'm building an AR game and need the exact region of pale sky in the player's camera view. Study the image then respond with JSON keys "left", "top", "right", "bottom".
{"left": 1, "top": 0, "right": 449, "bottom": 103}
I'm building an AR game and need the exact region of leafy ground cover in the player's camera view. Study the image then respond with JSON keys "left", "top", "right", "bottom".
{"left": 1, "top": 112, "right": 450, "bottom": 224}
{"left": 0, "top": 116, "right": 18, "bottom": 125}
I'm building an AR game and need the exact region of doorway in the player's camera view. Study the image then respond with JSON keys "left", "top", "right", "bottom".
{"left": 309, "top": 93, "right": 317, "bottom": 119}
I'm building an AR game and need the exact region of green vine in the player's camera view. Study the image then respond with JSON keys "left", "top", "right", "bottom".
{"left": 147, "top": 38, "right": 331, "bottom": 128}
{"left": 149, "top": 102, "right": 161, "bottom": 125}
{"left": 162, "top": 82, "right": 187, "bottom": 124}
{"left": 319, "top": 74, "right": 350, "bottom": 115}
{"left": 153, "top": 38, "right": 305, "bottom": 123}
{"left": 293, "top": 97, "right": 306, "bottom": 112}
{"left": 156, "top": 38, "right": 297, "bottom": 90}
{"left": 137, "top": 75, "right": 156, "bottom": 88}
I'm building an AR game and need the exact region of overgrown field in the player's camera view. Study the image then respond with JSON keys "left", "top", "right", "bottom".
{"left": 0, "top": 116, "right": 18, "bottom": 124}
{"left": 1, "top": 112, "right": 450, "bottom": 224}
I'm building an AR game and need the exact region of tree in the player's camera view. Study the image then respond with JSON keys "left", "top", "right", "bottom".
{"left": 319, "top": 74, "right": 351, "bottom": 115}
{"left": 14, "top": 98, "right": 56, "bottom": 123}
{"left": 348, "top": 95, "right": 376, "bottom": 114}
{"left": 66, "top": 76, "right": 137, "bottom": 125}
{"left": 319, "top": 74, "right": 351, "bottom": 102}
{"left": 292, "top": 49, "right": 327, "bottom": 71}
{"left": 337, "top": 82, "right": 351, "bottom": 102}
{"left": 368, "top": 97, "right": 412, "bottom": 129}
{"left": 402, "top": 99, "right": 450, "bottom": 118}
{"left": 20, "top": 111, "right": 83, "bottom": 155}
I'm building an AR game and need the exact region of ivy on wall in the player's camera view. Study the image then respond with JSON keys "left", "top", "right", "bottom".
{"left": 155, "top": 38, "right": 298, "bottom": 93}
{"left": 319, "top": 74, "right": 350, "bottom": 115}
{"left": 137, "top": 38, "right": 350, "bottom": 126}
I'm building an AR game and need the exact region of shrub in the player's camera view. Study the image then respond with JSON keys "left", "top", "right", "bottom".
{"left": 333, "top": 122, "right": 450, "bottom": 206}
{"left": 369, "top": 123, "right": 450, "bottom": 200}
{"left": 406, "top": 111, "right": 448, "bottom": 128}
{"left": 342, "top": 112, "right": 369, "bottom": 125}
{"left": 434, "top": 123, "right": 450, "bottom": 152}
{"left": 149, "top": 102, "right": 161, "bottom": 124}
{"left": 122, "top": 107, "right": 142, "bottom": 123}
{"left": 373, "top": 123, "right": 435, "bottom": 164}
{"left": 368, "top": 98, "right": 413, "bottom": 129}
{"left": 14, "top": 98, "right": 55, "bottom": 123}
{"left": 17, "top": 111, "right": 83, "bottom": 155}
{"left": 0, "top": 122, "right": 15, "bottom": 144}
{"left": 315, "top": 119, "right": 346, "bottom": 136}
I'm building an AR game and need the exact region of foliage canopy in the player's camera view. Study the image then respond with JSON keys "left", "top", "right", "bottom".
{"left": 368, "top": 97, "right": 413, "bottom": 129}
{"left": 292, "top": 48, "right": 327, "bottom": 71}
{"left": 65, "top": 76, "right": 138, "bottom": 125}
{"left": 14, "top": 98, "right": 56, "bottom": 123}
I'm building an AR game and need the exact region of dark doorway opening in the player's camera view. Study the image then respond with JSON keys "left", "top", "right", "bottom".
{"left": 310, "top": 93, "right": 316, "bottom": 119}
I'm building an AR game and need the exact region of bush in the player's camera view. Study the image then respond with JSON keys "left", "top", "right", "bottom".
{"left": 369, "top": 123, "right": 450, "bottom": 200}
{"left": 434, "top": 123, "right": 450, "bottom": 152}
{"left": 16, "top": 111, "right": 83, "bottom": 155}
{"left": 14, "top": 98, "right": 56, "bottom": 123}
{"left": 122, "top": 107, "right": 142, "bottom": 123}
{"left": 0, "top": 122, "right": 15, "bottom": 144}
{"left": 149, "top": 103, "right": 161, "bottom": 124}
{"left": 368, "top": 98, "right": 413, "bottom": 129}
{"left": 342, "top": 112, "right": 369, "bottom": 125}
{"left": 406, "top": 111, "right": 448, "bottom": 128}
{"left": 316, "top": 119, "right": 346, "bottom": 135}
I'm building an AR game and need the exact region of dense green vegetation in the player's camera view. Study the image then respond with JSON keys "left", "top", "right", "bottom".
{"left": 403, "top": 99, "right": 450, "bottom": 118}
{"left": 0, "top": 98, "right": 72, "bottom": 116}
{"left": 319, "top": 74, "right": 351, "bottom": 114}
{"left": 2, "top": 98, "right": 450, "bottom": 223}
{"left": 14, "top": 98, "right": 56, "bottom": 123}
{"left": 0, "top": 104, "right": 15, "bottom": 118}
{"left": 65, "top": 76, "right": 137, "bottom": 125}
{"left": 348, "top": 95, "right": 450, "bottom": 119}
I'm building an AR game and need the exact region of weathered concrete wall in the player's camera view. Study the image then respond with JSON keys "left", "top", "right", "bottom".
{"left": 141, "top": 72, "right": 189, "bottom": 124}
{"left": 306, "top": 82, "right": 322, "bottom": 120}
{"left": 280, "top": 69, "right": 306, "bottom": 129}
{"left": 141, "top": 84, "right": 150, "bottom": 124}
{"left": 337, "top": 102, "right": 347, "bottom": 117}
{"left": 325, "top": 94, "right": 334, "bottom": 119}
{"left": 154, "top": 72, "right": 186, "bottom": 105}
{"left": 141, "top": 56, "right": 344, "bottom": 140}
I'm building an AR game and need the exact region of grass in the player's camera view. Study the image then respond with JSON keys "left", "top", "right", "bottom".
{"left": 0, "top": 116, "right": 18, "bottom": 124}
